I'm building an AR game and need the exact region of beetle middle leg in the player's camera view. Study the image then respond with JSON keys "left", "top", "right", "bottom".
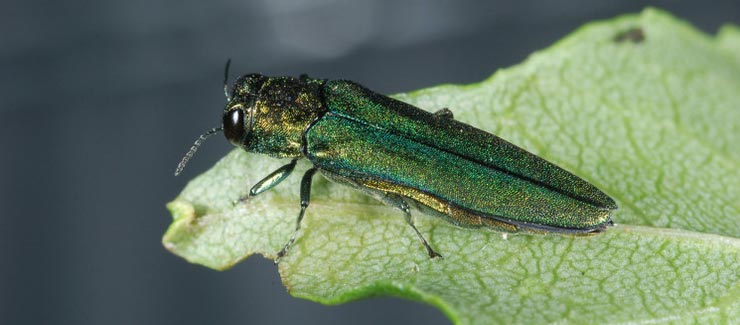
{"left": 383, "top": 193, "right": 443, "bottom": 259}
{"left": 275, "top": 167, "right": 318, "bottom": 264}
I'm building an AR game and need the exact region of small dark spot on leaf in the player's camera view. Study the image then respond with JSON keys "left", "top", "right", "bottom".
{"left": 614, "top": 27, "right": 645, "bottom": 43}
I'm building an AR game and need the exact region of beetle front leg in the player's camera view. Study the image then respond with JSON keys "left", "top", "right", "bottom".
{"left": 275, "top": 167, "right": 318, "bottom": 264}
{"left": 235, "top": 159, "right": 298, "bottom": 204}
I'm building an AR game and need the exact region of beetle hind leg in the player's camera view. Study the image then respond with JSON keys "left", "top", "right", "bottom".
{"left": 383, "top": 193, "right": 443, "bottom": 259}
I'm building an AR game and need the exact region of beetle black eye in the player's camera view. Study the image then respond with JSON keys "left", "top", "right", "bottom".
{"left": 223, "top": 108, "right": 245, "bottom": 145}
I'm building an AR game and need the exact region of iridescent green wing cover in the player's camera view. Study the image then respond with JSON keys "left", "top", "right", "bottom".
{"left": 321, "top": 80, "right": 616, "bottom": 210}
{"left": 303, "top": 80, "right": 616, "bottom": 231}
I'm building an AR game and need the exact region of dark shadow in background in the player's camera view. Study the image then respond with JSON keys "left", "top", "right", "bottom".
{"left": 1, "top": 1, "right": 737, "bottom": 324}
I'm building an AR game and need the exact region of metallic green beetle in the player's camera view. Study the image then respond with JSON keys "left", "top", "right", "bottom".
{"left": 176, "top": 63, "right": 617, "bottom": 261}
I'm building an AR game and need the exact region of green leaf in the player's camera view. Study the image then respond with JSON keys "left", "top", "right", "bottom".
{"left": 164, "top": 8, "right": 739, "bottom": 324}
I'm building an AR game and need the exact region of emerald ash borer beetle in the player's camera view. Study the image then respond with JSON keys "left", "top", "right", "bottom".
{"left": 176, "top": 61, "right": 617, "bottom": 262}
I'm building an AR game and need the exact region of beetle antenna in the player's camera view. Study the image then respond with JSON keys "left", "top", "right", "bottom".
{"left": 175, "top": 127, "right": 223, "bottom": 176}
{"left": 223, "top": 59, "right": 232, "bottom": 102}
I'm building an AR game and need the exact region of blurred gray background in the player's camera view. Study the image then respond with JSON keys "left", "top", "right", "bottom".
{"left": 1, "top": 1, "right": 738, "bottom": 324}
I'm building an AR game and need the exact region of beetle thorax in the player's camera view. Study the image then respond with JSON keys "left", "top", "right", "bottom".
{"left": 237, "top": 76, "right": 327, "bottom": 158}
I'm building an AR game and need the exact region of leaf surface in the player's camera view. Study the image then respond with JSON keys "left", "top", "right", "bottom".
{"left": 164, "top": 8, "right": 740, "bottom": 324}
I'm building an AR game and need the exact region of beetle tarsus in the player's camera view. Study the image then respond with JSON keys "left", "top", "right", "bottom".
{"left": 232, "top": 195, "right": 250, "bottom": 206}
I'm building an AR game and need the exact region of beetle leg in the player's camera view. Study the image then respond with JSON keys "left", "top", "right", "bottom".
{"left": 433, "top": 108, "right": 454, "bottom": 119}
{"left": 235, "top": 159, "right": 298, "bottom": 204}
{"left": 384, "top": 194, "right": 443, "bottom": 259}
{"left": 275, "top": 167, "right": 318, "bottom": 264}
